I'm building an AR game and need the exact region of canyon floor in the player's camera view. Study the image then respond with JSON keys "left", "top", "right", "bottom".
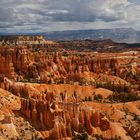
{"left": 0, "top": 36, "right": 140, "bottom": 140}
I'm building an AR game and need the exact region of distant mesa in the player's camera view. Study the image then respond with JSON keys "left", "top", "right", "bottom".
{"left": 0, "top": 35, "right": 46, "bottom": 45}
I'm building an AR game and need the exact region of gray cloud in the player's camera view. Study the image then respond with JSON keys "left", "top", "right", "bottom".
{"left": 0, "top": 0, "right": 140, "bottom": 33}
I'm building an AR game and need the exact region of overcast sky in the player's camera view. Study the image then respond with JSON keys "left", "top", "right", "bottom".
{"left": 0, "top": 0, "right": 140, "bottom": 33}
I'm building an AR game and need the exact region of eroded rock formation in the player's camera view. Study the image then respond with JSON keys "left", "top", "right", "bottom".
{"left": 0, "top": 36, "right": 140, "bottom": 139}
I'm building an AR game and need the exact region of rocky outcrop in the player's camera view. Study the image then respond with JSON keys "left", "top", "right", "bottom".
{"left": 0, "top": 88, "right": 42, "bottom": 139}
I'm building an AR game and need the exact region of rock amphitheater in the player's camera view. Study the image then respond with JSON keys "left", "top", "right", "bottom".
{"left": 0, "top": 36, "right": 140, "bottom": 139}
